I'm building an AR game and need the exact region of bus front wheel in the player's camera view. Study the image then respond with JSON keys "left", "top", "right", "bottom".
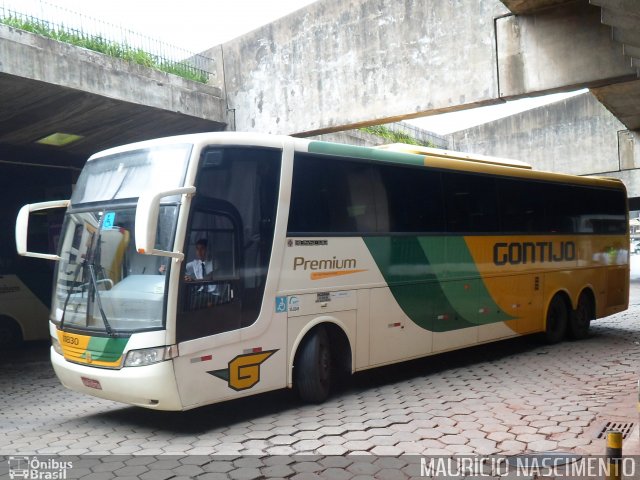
{"left": 0, "top": 316, "right": 23, "bottom": 349}
{"left": 295, "top": 326, "right": 332, "bottom": 403}
{"left": 544, "top": 295, "right": 568, "bottom": 344}
{"left": 568, "top": 292, "right": 594, "bottom": 340}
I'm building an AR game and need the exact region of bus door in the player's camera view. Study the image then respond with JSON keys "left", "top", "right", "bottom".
{"left": 172, "top": 147, "right": 283, "bottom": 407}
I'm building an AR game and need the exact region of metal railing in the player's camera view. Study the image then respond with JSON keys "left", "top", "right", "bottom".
{"left": 0, "top": 0, "right": 215, "bottom": 83}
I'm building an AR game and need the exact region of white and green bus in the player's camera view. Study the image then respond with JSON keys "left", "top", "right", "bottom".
{"left": 16, "top": 133, "right": 629, "bottom": 410}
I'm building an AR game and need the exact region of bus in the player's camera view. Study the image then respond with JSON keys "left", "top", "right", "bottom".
{"left": 15, "top": 133, "right": 629, "bottom": 410}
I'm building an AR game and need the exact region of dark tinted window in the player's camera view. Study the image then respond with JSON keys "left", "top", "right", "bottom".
{"left": 568, "top": 185, "right": 627, "bottom": 234}
{"left": 378, "top": 164, "right": 444, "bottom": 233}
{"left": 498, "top": 179, "right": 547, "bottom": 233}
{"left": 288, "top": 155, "right": 377, "bottom": 233}
{"left": 443, "top": 172, "right": 499, "bottom": 233}
{"left": 288, "top": 153, "right": 626, "bottom": 236}
{"left": 497, "top": 178, "right": 626, "bottom": 234}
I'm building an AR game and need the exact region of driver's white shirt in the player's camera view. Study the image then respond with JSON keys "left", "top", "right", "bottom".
{"left": 185, "top": 259, "right": 217, "bottom": 293}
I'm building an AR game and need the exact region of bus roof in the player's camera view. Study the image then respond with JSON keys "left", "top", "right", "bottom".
{"left": 306, "top": 140, "right": 626, "bottom": 191}
{"left": 376, "top": 144, "right": 533, "bottom": 169}
{"left": 83, "top": 133, "right": 625, "bottom": 192}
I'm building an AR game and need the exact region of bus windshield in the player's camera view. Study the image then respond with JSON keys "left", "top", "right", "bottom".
{"left": 70, "top": 144, "right": 192, "bottom": 205}
{"left": 52, "top": 205, "right": 177, "bottom": 333}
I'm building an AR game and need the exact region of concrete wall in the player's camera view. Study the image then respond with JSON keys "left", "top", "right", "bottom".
{"left": 447, "top": 92, "right": 640, "bottom": 198}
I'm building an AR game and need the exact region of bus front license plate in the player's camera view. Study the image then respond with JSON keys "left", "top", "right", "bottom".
{"left": 81, "top": 376, "right": 102, "bottom": 390}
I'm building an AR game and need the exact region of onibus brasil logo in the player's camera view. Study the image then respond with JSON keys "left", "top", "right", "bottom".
{"left": 8, "top": 456, "right": 72, "bottom": 479}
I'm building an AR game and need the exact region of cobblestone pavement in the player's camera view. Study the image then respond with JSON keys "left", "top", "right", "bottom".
{"left": 1, "top": 286, "right": 639, "bottom": 478}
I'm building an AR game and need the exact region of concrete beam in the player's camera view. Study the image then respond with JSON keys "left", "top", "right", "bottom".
{"left": 591, "top": 79, "right": 640, "bottom": 130}
{"left": 496, "top": 1, "right": 636, "bottom": 98}
{"left": 500, "top": 0, "right": 573, "bottom": 14}
{"left": 600, "top": 7, "right": 640, "bottom": 31}
{"left": 590, "top": 0, "right": 640, "bottom": 13}
{"left": 222, "top": 0, "right": 638, "bottom": 136}
{"left": 222, "top": 0, "right": 510, "bottom": 135}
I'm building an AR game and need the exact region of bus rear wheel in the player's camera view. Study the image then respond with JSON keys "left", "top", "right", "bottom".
{"left": 0, "top": 316, "right": 23, "bottom": 349}
{"left": 544, "top": 295, "right": 568, "bottom": 344}
{"left": 295, "top": 326, "right": 332, "bottom": 403}
{"left": 568, "top": 292, "right": 593, "bottom": 340}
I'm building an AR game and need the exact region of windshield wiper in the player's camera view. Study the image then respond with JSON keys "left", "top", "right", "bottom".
{"left": 87, "top": 263, "right": 114, "bottom": 336}
{"left": 59, "top": 260, "right": 87, "bottom": 331}
{"left": 59, "top": 211, "right": 114, "bottom": 336}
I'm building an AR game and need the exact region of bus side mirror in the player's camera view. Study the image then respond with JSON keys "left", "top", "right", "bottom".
{"left": 15, "top": 199, "right": 70, "bottom": 261}
{"left": 135, "top": 186, "right": 195, "bottom": 259}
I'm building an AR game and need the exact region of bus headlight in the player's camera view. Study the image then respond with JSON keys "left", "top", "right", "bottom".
{"left": 51, "top": 336, "right": 63, "bottom": 356}
{"left": 124, "top": 346, "right": 176, "bottom": 367}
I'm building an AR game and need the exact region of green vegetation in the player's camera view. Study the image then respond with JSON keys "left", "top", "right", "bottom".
{"left": 0, "top": 16, "right": 208, "bottom": 83}
{"left": 360, "top": 124, "right": 435, "bottom": 147}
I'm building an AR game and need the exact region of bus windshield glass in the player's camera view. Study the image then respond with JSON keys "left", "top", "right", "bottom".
{"left": 52, "top": 205, "right": 177, "bottom": 333}
{"left": 70, "top": 144, "right": 192, "bottom": 205}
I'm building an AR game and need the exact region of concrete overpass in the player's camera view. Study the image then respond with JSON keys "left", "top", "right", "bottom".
{"left": 217, "top": 0, "right": 640, "bottom": 136}
{"left": 0, "top": 24, "right": 226, "bottom": 172}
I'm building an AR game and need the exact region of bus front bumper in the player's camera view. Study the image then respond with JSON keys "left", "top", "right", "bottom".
{"left": 51, "top": 347, "right": 183, "bottom": 410}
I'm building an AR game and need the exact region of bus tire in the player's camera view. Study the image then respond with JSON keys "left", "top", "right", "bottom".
{"left": 568, "top": 291, "right": 594, "bottom": 340}
{"left": 544, "top": 294, "right": 568, "bottom": 344}
{"left": 295, "top": 326, "right": 332, "bottom": 403}
{"left": 0, "top": 316, "right": 23, "bottom": 349}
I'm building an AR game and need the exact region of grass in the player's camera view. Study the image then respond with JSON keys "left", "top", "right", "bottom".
{"left": 360, "top": 124, "right": 435, "bottom": 147}
{"left": 0, "top": 15, "right": 209, "bottom": 83}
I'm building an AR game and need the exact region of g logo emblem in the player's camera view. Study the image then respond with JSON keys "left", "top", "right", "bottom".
{"left": 209, "top": 350, "right": 278, "bottom": 391}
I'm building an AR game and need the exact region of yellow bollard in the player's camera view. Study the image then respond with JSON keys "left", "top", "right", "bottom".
{"left": 606, "top": 430, "right": 622, "bottom": 480}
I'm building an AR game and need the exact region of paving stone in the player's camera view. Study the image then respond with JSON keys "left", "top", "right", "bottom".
{"left": 509, "top": 425, "right": 537, "bottom": 435}
{"left": 294, "top": 430, "right": 325, "bottom": 440}
{"left": 527, "top": 439, "right": 559, "bottom": 451}
{"left": 557, "top": 437, "right": 591, "bottom": 448}
{"left": 318, "top": 435, "right": 349, "bottom": 445}
{"left": 262, "top": 464, "right": 296, "bottom": 477}
{"left": 515, "top": 433, "right": 546, "bottom": 443}
{"left": 440, "top": 435, "right": 469, "bottom": 445}
{"left": 292, "top": 439, "right": 324, "bottom": 451}
{"left": 480, "top": 423, "right": 509, "bottom": 433}
{"left": 317, "top": 444, "right": 349, "bottom": 455}
{"left": 269, "top": 435, "right": 298, "bottom": 445}
{"left": 498, "top": 440, "right": 527, "bottom": 453}
{"left": 320, "top": 468, "right": 353, "bottom": 480}
{"left": 343, "top": 440, "right": 374, "bottom": 451}
{"left": 291, "top": 461, "right": 325, "bottom": 472}
{"left": 228, "top": 467, "right": 262, "bottom": 480}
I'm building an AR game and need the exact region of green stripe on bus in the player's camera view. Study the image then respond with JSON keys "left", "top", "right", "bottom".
{"left": 308, "top": 141, "right": 424, "bottom": 167}
{"left": 364, "top": 236, "right": 475, "bottom": 332}
{"left": 417, "top": 237, "right": 514, "bottom": 325}
{"left": 85, "top": 336, "right": 129, "bottom": 362}
{"left": 364, "top": 236, "right": 513, "bottom": 332}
